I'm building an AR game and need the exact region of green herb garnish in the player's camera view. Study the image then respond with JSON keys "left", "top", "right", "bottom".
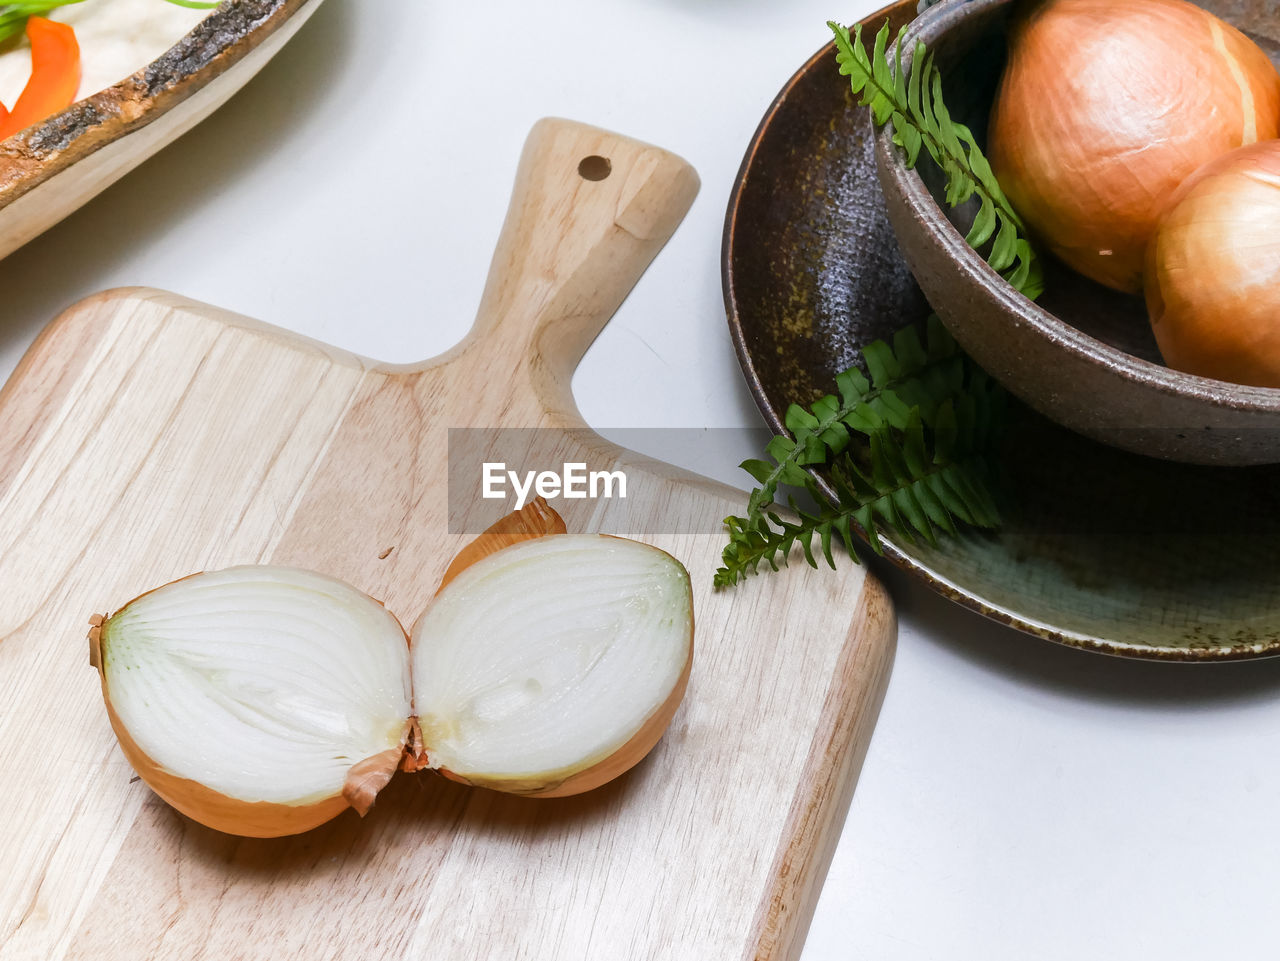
{"left": 833, "top": 20, "right": 1043, "bottom": 297}
{"left": 0, "top": 2, "right": 83, "bottom": 44}
{"left": 0, "top": 0, "right": 219, "bottom": 46}
{"left": 715, "top": 21, "right": 1044, "bottom": 589}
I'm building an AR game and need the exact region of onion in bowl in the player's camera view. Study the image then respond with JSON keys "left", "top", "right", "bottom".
{"left": 1145, "top": 139, "right": 1280, "bottom": 388}
{"left": 988, "top": 0, "right": 1280, "bottom": 293}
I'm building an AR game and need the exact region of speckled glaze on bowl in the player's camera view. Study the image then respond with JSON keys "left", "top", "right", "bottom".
{"left": 0, "top": 0, "right": 325, "bottom": 260}
{"left": 724, "top": 0, "right": 1280, "bottom": 660}
{"left": 874, "top": 0, "right": 1280, "bottom": 466}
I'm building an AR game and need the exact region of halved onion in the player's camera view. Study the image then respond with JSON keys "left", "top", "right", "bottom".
{"left": 90, "top": 566, "right": 413, "bottom": 838}
{"left": 409, "top": 534, "right": 693, "bottom": 797}
{"left": 89, "top": 504, "right": 694, "bottom": 835}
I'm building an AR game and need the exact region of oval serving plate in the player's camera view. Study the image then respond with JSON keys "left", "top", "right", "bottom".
{"left": 0, "top": 0, "right": 325, "bottom": 260}
{"left": 724, "top": 0, "right": 1280, "bottom": 661}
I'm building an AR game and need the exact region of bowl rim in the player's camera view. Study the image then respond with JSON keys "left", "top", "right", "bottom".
{"left": 874, "top": 0, "right": 1280, "bottom": 414}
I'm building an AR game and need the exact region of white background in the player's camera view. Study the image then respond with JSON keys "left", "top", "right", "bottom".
{"left": 4, "top": 1, "right": 1280, "bottom": 958}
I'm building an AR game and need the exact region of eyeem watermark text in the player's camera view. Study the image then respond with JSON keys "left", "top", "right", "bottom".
{"left": 482, "top": 462, "right": 627, "bottom": 510}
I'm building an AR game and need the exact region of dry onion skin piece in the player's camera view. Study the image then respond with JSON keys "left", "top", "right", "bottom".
{"left": 437, "top": 496, "right": 568, "bottom": 594}
{"left": 89, "top": 566, "right": 413, "bottom": 838}
{"left": 411, "top": 534, "right": 694, "bottom": 798}
{"left": 988, "top": 0, "right": 1280, "bottom": 293}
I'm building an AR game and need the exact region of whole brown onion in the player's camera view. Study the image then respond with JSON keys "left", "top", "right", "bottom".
{"left": 989, "top": 0, "right": 1280, "bottom": 293}
{"left": 1145, "top": 140, "right": 1280, "bottom": 387}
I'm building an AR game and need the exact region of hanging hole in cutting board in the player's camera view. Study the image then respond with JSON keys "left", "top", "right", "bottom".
{"left": 577, "top": 155, "right": 612, "bottom": 181}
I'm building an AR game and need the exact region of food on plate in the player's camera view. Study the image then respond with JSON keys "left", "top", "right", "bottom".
{"left": 1145, "top": 140, "right": 1280, "bottom": 387}
{"left": 0, "top": 17, "right": 79, "bottom": 141}
{"left": 0, "top": 0, "right": 214, "bottom": 140}
{"left": 89, "top": 505, "right": 694, "bottom": 837}
{"left": 988, "top": 0, "right": 1280, "bottom": 293}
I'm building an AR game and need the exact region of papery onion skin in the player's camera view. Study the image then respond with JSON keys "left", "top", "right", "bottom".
{"left": 1145, "top": 140, "right": 1280, "bottom": 387}
{"left": 88, "top": 569, "right": 413, "bottom": 839}
{"left": 989, "top": 0, "right": 1280, "bottom": 293}
{"left": 436, "top": 497, "right": 567, "bottom": 594}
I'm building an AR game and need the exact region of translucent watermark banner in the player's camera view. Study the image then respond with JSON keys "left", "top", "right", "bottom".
{"left": 446, "top": 427, "right": 772, "bottom": 535}
{"left": 447, "top": 424, "right": 1280, "bottom": 539}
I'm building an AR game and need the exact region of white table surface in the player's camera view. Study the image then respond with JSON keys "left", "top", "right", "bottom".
{"left": 3, "top": 1, "right": 1280, "bottom": 958}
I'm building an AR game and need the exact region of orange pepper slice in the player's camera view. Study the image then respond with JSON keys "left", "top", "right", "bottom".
{"left": 0, "top": 17, "right": 81, "bottom": 141}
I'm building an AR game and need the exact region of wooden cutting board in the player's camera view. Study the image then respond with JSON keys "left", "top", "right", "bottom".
{"left": 0, "top": 119, "right": 894, "bottom": 961}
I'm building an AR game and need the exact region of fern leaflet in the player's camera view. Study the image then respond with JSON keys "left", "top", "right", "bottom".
{"left": 717, "top": 19, "right": 1043, "bottom": 589}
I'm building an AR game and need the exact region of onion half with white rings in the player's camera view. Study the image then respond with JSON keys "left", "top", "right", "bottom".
{"left": 410, "top": 535, "right": 694, "bottom": 797}
{"left": 90, "top": 566, "right": 413, "bottom": 838}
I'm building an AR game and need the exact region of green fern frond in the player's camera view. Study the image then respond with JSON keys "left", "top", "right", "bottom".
{"left": 717, "top": 18, "right": 1035, "bottom": 590}
{"left": 740, "top": 315, "right": 964, "bottom": 522}
{"left": 715, "top": 321, "right": 1005, "bottom": 588}
{"left": 714, "top": 391, "right": 1002, "bottom": 588}
{"left": 828, "top": 20, "right": 1044, "bottom": 299}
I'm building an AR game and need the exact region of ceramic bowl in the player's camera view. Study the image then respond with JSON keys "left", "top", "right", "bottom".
{"left": 0, "top": 0, "right": 325, "bottom": 260}
{"left": 873, "top": 0, "right": 1280, "bottom": 466}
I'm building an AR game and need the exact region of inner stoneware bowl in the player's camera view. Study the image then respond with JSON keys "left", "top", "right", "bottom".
{"left": 874, "top": 0, "right": 1280, "bottom": 466}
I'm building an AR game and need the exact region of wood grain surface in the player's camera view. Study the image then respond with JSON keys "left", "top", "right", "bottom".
{"left": 0, "top": 119, "right": 895, "bottom": 961}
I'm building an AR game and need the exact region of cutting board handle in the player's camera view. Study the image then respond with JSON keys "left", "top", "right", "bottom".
{"left": 460, "top": 118, "right": 700, "bottom": 426}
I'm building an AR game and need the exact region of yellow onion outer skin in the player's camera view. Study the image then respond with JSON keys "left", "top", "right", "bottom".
{"left": 989, "top": 0, "right": 1280, "bottom": 293}
{"left": 1145, "top": 140, "right": 1280, "bottom": 387}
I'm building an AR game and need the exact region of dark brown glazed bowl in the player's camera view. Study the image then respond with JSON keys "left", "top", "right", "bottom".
{"left": 874, "top": 0, "right": 1280, "bottom": 466}
{"left": 0, "top": 0, "right": 325, "bottom": 260}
